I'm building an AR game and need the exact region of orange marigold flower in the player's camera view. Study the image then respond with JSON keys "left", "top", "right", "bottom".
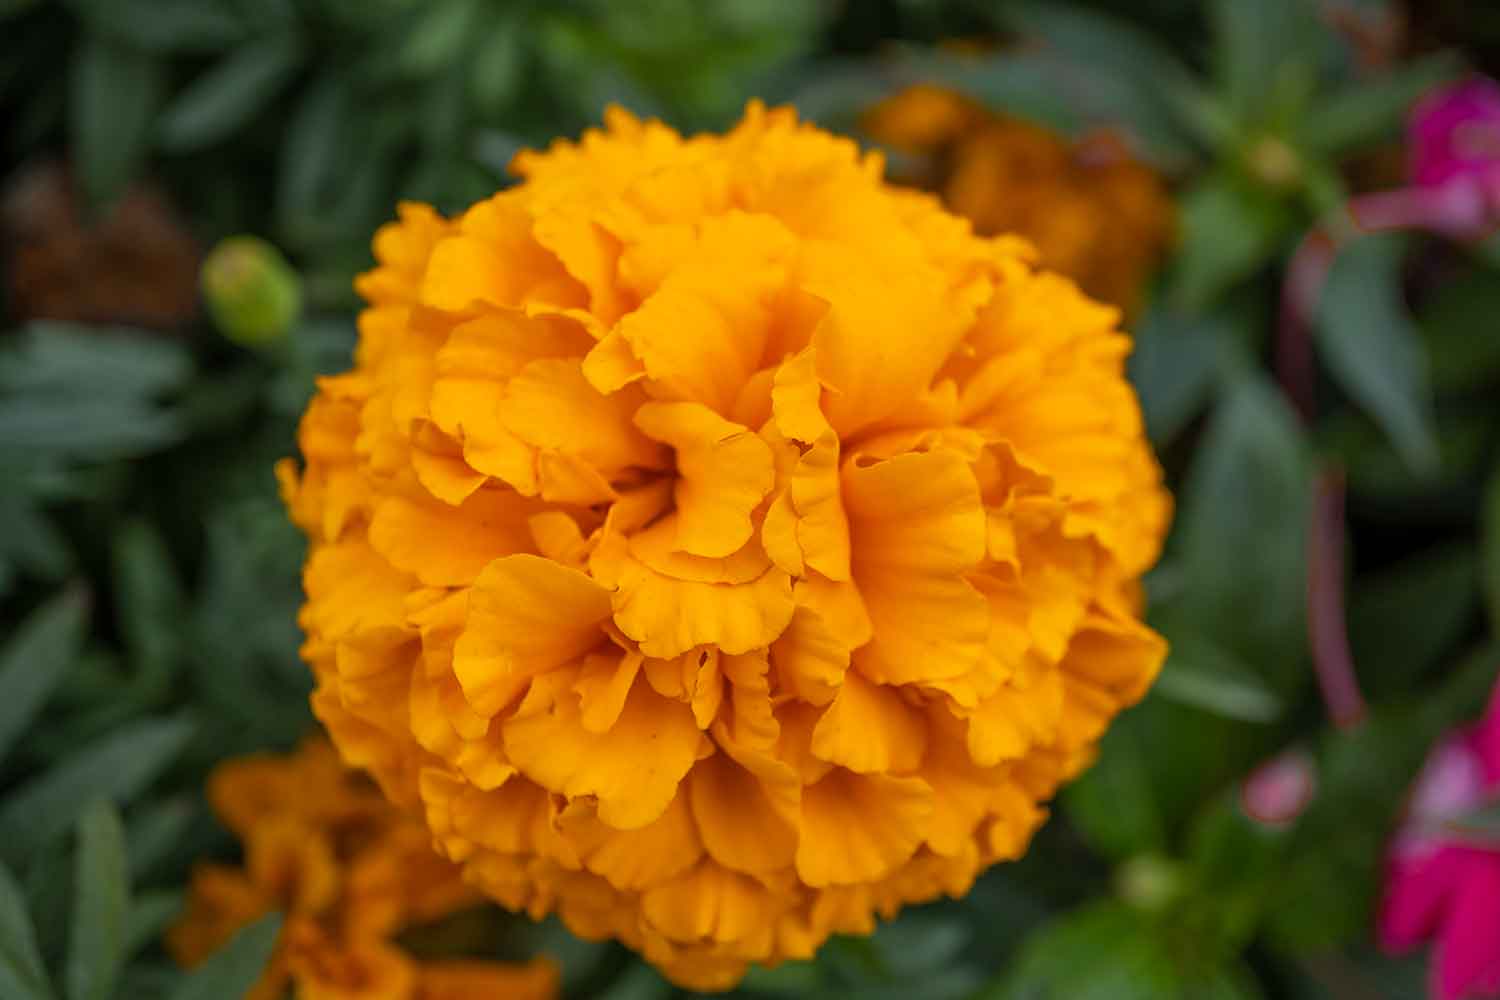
{"left": 166, "top": 740, "right": 557, "bottom": 1000}
{"left": 864, "top": 84, "right": 1176, "bottom": 313}
{"left": 278, "top": 102, "right": 1171, "bottom": 991}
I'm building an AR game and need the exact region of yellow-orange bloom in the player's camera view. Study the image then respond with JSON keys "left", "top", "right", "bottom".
{"left": 865, "top": 84, "right": 1175, "bottom": 313}
{"left": 166, "top": 740, "right": 557, "bottom": 1000}
{"left": 278, "top": 102, "right": 1171, "bottom": 990}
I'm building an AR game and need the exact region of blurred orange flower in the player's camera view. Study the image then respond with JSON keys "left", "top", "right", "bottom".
{"left": 865, "top": 84, "right": 1175, "bottom": 313}
{"left": 279, "top": 102, "right": 1170, "bottom": 990}
{"left": 166, "top": 739, "right": 557, "bottom": 1000}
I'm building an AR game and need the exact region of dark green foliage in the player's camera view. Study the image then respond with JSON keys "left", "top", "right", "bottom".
{"left": 2, "top": 1, "right": 1498, "bottom": 997}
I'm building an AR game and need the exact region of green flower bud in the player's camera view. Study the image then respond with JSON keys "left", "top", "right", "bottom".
{"left": 201, "top": 236, "right": 302, "bottom": 347}
{"left": 1115, "top": 854, "right": 1184, "bottom": 912}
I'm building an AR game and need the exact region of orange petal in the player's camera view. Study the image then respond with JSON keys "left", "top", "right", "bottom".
{"left": 796, "top": 769, "right": 934, "bottom": 886}
{"left": 453, "top": 555, "right": 611, "bottom": 717}
{"left": 811, "top": 671, "right": 927, "bottom": 774}
{"left": 688, "top": 752, "right": 799, "bottom": 874}
{"left": 634, "top": 402, "right": 774, "bottom": 559}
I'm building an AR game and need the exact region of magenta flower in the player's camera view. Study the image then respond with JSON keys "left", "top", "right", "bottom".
{"left": 1379, "top": 679, "right": 1500, "bottom": 1000}
{"left": 1411, "top": 77, "right": 1500, "bottom": 188}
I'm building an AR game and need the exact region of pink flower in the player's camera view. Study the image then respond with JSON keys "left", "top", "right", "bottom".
{"left": 1411, "top": 77, "right": 1500, "bottom": 188}
{"left": 1380, "top": 679, "right": 1500, "bottom": 1000}
{"left": 1241, "top": 749, "right": 1318, "bottom": 829}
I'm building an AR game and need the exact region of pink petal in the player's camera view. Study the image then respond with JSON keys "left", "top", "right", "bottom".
{"left": 1380, "top": 846, "right": 1469, "bottom": 953}
{"left": 1433, "top": 853, "right": 1500, "bottom": 1000}
{"left": 1475, "top": 676, "right": 1500, "bottom": 786}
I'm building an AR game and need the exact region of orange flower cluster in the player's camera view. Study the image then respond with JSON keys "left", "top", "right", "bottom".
{"left": 279, "top": 103, "right": 1170, "bottom": 989}
{"left": 167, "top": 740, "right": 557, "bottom": 1000}
{"left": 864, "top": 84, "right": 1175, "bottom": 312}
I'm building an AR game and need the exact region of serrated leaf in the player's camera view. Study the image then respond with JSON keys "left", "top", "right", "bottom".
{"left": 66, "top": 803, "right": 128, "bottom": 1000}
{"left": 165, "top": 913, "right": 281, "bottom": 1000}
{"left": 0, "top": 587, "right": 88, "bottom": 764}
{"left": 1153, "top": 629, "right": 1282, "bottom": 723}
{"left": 1316, "top": 234, "right": 1440, "bottom": 475}
{"left": 69, "top": 33, "right": 164, "bottom": 209}
{"left": 158, "top": 36, "right": 304, "bottom": 151}
{"left": 0, "top": 716, "right": 194, "bottom": 868}
{"left": 1300, "top": 53, "right": 1461, "bottom": 157}
{"left": 1169, "top": 177, "right": 1291, "bottom": 312}
{"left": 0, "top": 861, "right": 51, "bottom": 1000}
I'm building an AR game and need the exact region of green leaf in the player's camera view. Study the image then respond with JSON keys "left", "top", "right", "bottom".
{"left": 1168, "top": 177, "right": 1291, "bottom": 312}
{"left": 1349, "top": 544, "right": 1478, "bottom": 698}
{"left": 122, "top": 890, "right": 181, "bottom": 960}
{"left": 1420, "top": 263, "right": 1500, "bottom": 393}
{"left": 1063, "top": 713, "right": 1167, "bottom": 859}
{"left": 1484, "top": 465, "right": 1500, "bottom": 635}
{"left": 1300, "top": 54, "right": 1462, "bottom": 157}
{"left": 1128, "top": 303, "right": 1235, "bottom": 446}
{"left": 66, "top": 803, "right": 128, "bottom": 1000}
{"left": 125, "top": 798, "right": 194, "bottom": 883}
{"left": 1316, "top": 234, "right": 1440, "bottom": 475}
{"left": 400, "top": 0, "right": 481, "bottom": 78}
{"left": 1210, "top": 0, "right": 1318, "bottom": 123}
{"left": 69, "top": 33, "right": 164, "bottom": 209}
{"left": 1001, "top": 0, "right": 1203, "bottom": 165}
{"left": 158, "top": 37, "right": 304, "bottom": 152}
{"left": 1174, "top": 375, "right": 1313, "bottom": 688}
{"left": 112, "top": 521, "right": 185, "bottom": 696}
{"left": 166, "top": 913, "right": 281, "bottom": 1000}
{"left": 0, "top": 715, "right": 194, "bottom": 868}
{"left": 276, "top": 74, "right": 348, "bottom": 237}
{"left": 66, "top": 0, "right": 245, "bottom": 53}
{"left": 982, "top": 902, "right": 1263, "bottom": 1000}
{"left": 0, "top": 861, "right": 51, "bottom": 1000}
{"left": 0, "top": 588, "right": 88, "bottom": 764}
{"left": 1153, "top": 628, "right": 1283, "bottom": 723}
{"left": 469, "top": 11, "right": 524, "bottom": 113}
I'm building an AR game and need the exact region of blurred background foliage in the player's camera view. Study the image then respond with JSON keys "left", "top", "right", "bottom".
{"left": 2, "top": 0, "right": 1500, "bottom": 997}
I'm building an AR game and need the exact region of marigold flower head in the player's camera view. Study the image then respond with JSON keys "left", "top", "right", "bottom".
{"left": 864, "top": 84, "right": 1175, "bottom": 313}
{"left": 278, "top": 101, "right": 1171, "bottom": 990}
{"left": 166, "top": 739, "right": 558, "bottom": 1000}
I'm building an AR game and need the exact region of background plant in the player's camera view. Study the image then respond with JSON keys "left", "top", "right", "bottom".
{"left": 3, "top": 1, "right": 1499, "bottom": 997}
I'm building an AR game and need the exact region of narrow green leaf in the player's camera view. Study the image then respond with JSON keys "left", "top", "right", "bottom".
{"left": 66, "top": 802, "right": 128, "bottom": 1000}
{"left": 1350, "top": 544, "right": 1478, "bottom": 697}
{"left": 66, "top": 0, "right": 245, "bottom": 53}
{"left": 1153, "top": 630, "right": 1282, "bottom": 723}
{"left": 400, "top": 0, "right": 480, "bottom": 78}
{"left": 0, "top": 588, "right": 88, "bottom": 764}
{"left": 0, "top": 860, "right": 51, "bottom": 1000}
{"left": 112, "top": 522, "right": 185, "bottom": 696}
{"left": 1316, "top": 234, "right": 1440, "bottom": 475}
{"left": 122, "top": 890, "right": 181, "bottom": 960}
{"left": 469, "top": 12, "right": 524, "bottom": 113}
{"left": 158, "top": 37, "right": 304, "bottom": 152}
{"left": 166, "top": 914, "right": 282, "bottom": 1000}
{"left": 1210, "top": 0, "right": 1318, "bottom": 122}
{"left": 1002, "top": 0, "right": 1203, "bottom": 164}
{"left": 0, "top": 715, "right": 194, "bottom": 868}
{"left": 1168, "top": 177, "right": 1291, "bottom": 311}
{"left": 1483, "top": 464, "right": 1500, "bottom": 634}
{"left": 1301, "top": 54, "right": 1462, "bottom": 157}
{"left": 276, "top": 74, "right": 347, "bottom": 234}
{"left": 69, "top": 33, "right": 164, "bottom": 209}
